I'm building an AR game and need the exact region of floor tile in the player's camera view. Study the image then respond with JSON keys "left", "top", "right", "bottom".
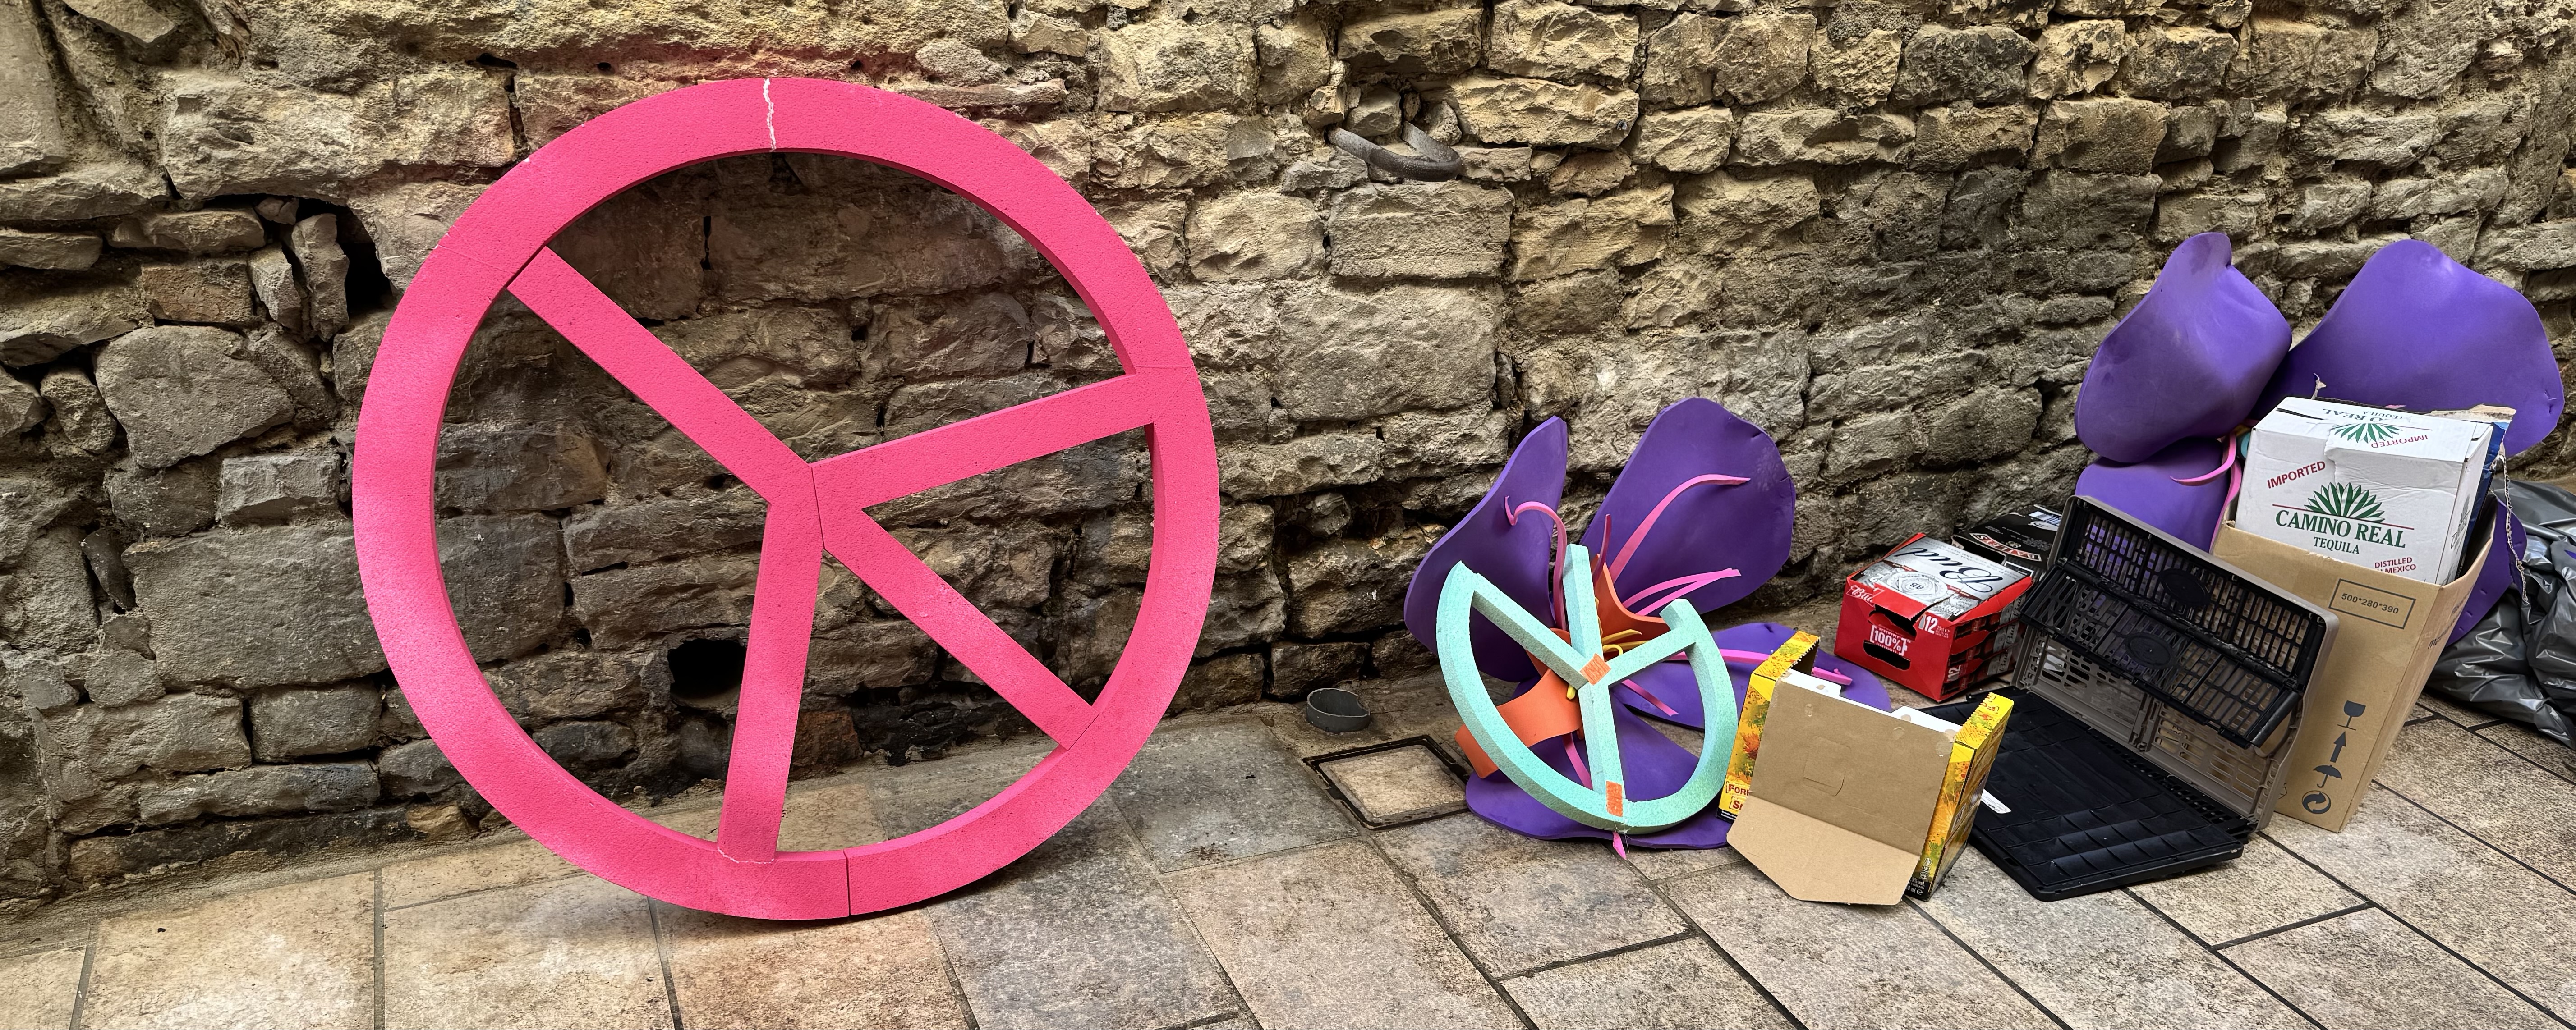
{"left": 1500, "top": 938, "right": 1791, "bottom": 1030}
{"left": 1168, "top": 838, "right": 1522, "bottom": 1030}
{"left": 660, "top": 905, "right": 964, "bottom": 1030}
{"left": 1108, "top": 716, "right": 1354, "bottom": 871}
{"left": 1659, "top": 861, "right": 2055, "bottom": 1030}
{"left": 2126, "top": 834, "right": 2363, "bottom": 946}
{"left": 81, "top": 874, "right": 374, "bottom": 1030}
{"left": 1916, "top": 851, "right": 2309, "bottom": 1029}
{"left": 2224, "top": 909, "right": 2555, "bottom": 1030}
{"left": 2268, "top": 783, "right": 2576, "bottom": 1016}
{"left": 1320, "top": 744, "right": 1466, "bottom": 826}
{"left": 777, "top": 777, "right": 886, "bottom": 851}
{"left": 380, "top": 835, "right": 579, "bottom": 909}
{"left": 2373, "top": 718, "right": 2576, "bottom": 887}
{"left": 1377, "top": 814, "right": 1690, "bottom": 976}
{"left": 381, "top": 875, "right": 669, "bottom": 1030}
{"left": 910, "top": 798, "right": 1237, "bottom": 1030}
{"left": 2416, "top": 691, "right": 2503, "bottom": 729}
{"left": 1624, "top": 842, "right": 1746, "bottom": 882}
{"left": 1261, "top": 674, "right": 1478, "bottom": 762}
{"left": 0, "top": 947, "right": 86, "bottom": 1030}
{"left": 2479, "top": 721, "right": 2576, "bottom": 786}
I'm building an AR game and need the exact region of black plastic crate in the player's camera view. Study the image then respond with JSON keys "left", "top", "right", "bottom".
{"left": 1937, "top": 496, "right": 2336, "bottom": 902}
{"left": 2021, "top": 499, "right": 2330, "bottom": 748}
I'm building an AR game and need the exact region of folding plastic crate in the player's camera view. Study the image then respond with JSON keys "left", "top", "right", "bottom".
{"left": 1925, "top": 496, "right": 2338, "bottom": 901}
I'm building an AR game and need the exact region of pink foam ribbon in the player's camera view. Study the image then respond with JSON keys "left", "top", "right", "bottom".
{"left": 2173, "top": 428, "right": 2248, "bottom": 541}
{"left": 1565, "top": 736, "right": 1591, "bottom": 788}
{"left": 1624, "top": 569, "right": 1742, "bottom": 614}
{"left": 1508, "top": 499, "right": 1571, "bottom": 624}
{"left": 1620, "top": 678, "right": 1681, "bottom": 716}
{"left": 1606, "top": 474, "right": 1752, "bottom": 581}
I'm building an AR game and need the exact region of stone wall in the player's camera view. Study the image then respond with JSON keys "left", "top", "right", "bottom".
{"left": 6, "top": 0, "right": 2576, "bottom": 914}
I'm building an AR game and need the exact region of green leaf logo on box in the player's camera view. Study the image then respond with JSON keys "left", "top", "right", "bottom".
{"left": 2327, "top": 421, "right": 2403, "bottom": 445}
{"left": 2305, "top": 482, "right": 2387, "bottom": 523}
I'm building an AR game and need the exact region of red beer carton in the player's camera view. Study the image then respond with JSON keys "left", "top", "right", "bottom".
{"left": 1835, "top": 535, "right": 2033, "bottom": 701}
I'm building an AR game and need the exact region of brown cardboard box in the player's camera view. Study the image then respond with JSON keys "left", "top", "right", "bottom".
{"left": 2209, "top": 517, "right": 2494, "bottom": 831}
{"left": 1726, "top": 687, "right": 1958, "bottom": 905}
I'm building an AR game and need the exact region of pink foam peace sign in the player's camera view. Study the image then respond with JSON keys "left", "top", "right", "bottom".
{"left": 353, "top": 78, "right": 1219, "bottom": 920}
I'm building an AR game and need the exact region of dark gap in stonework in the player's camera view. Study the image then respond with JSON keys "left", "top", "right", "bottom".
{"left": 668, "top": 637, "right": 748, "bottom": 704}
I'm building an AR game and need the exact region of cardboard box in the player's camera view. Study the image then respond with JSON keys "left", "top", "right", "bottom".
{"left": 2211, "top": 514, "right": 2494, "bottom": 831}
{"left": 1715, "top": 631, "right": 1823, "bottom": 819}
{"left": 1727, "top": 687, "right": 2009, "bottom": 905}
{"left": 1834, "top": 535, "right": 2034, "bottom": 701}
{"left": 2240, "top": 398, "right": 2495, "bottom": 584}
{"left": 1956, "top": 504, "right": 2062, "bottom": 578}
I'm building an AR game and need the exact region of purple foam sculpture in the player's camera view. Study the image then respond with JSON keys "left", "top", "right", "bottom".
{"left": 2261, "top": 239, "right": 2563, "bottom": 456}
{"left": 1579, "top": 398, "right": 1797, "bottom": 615}
{"left": 2073, "top": 438, "right": 2234, "bottom": 550}
{"left": 2075, "top": 233, "right": 2293, "bottom": 463}
{"left": 1403, "top": 419, "right": 1569, "bottom": 684}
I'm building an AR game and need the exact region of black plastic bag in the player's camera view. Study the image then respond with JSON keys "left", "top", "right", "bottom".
{"left": 2430, "top": 480, "right": 2576, "bottom": 746}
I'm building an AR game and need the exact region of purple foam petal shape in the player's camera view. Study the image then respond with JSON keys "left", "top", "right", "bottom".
{"left": 1578, "top": 398, "right": 1795, "bottom": 614}
{"left": 1467, "top": 630, "right": 1893, "bottom": 850}
{"left": 2453, "top": 508, "right": 2527, "bottom": 644}
{"left": 1403, "top": 419, "right": 1569, "bottom": 682}
{"left": 2074, "top": 438, "right": 2234, "bottom": 550}
{"left": 2075, "top": 233, "right": 2292, "bottom": 464}
{"left": 2262, "top": 239, "right": 2562, "bottom": 455}
{"left": 1614, "top": 621, "right": 1893, "bottom": 728}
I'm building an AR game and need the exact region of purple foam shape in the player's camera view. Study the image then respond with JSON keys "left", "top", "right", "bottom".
{"left": 1578, "top": 398, "right": 1796, "bottom": 615}
{"left": 1403, "top": 418, "right": 1569, "bottom": 683}
{"left": 2454, "top": 509, "right": 2527, "bottom": 643}
{"left": 2074, "top": 438, "right": 2234, "bottom": 550}
{"left": 2075, "top": 233, "right": 2292, "bottom": 464}
{"left": 2263, "top": 240, "right": 2562, "bottom": 456}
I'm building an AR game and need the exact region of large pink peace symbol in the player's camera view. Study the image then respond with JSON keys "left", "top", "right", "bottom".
{"left": 353, "top": 78, "right": 1219, "bottom": 920}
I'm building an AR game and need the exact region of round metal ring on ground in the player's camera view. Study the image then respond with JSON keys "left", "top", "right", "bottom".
{"left": 353, "top": 78, "right": 1220, "bottom": 920}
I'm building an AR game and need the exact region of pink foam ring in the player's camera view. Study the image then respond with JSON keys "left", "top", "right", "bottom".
{"left": 353, "top": 78, "right": 1219, "bottom": 920}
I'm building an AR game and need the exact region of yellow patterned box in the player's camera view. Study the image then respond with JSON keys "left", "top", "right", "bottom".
{"left": 1716, "top": 632, "right": 1820, "bottom": 819}
{"left": 1908, "top": 693, "right": 2014, "bottom": 898}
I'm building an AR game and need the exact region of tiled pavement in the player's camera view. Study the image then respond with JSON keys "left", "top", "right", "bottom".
{"left": 10, "top": 676, "right": 2576, "bottom": 1030}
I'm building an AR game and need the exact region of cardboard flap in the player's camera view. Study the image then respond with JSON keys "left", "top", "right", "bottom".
{"left": 1751, "top": 687, "right": 1954, "bottom": 853}
{"left": 1730, "top": 796, "right": 1921, "bottom": 905}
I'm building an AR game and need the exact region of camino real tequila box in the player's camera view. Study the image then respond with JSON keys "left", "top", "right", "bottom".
{"left": 2240, "top": 398, "right": 2495, "bottom": 584}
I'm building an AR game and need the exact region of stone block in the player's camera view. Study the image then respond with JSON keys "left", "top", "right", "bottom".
{"left": 53, "top": 691, "right": 250, "bottom": 778}
{"left": 2033, "top": 98, "right": 2169, "bottom": 174}
{"left": 60, "top": 0, "right": 178, "bottom": 46}
{"left": 125, "top": 522, "right": 385, "bottom": 687}
{"left": 2155, "top": 190, "right": 2267, "bottom": 240}
{"left": 377, "top": 738, "right": 460, "bottom": 797}
{"left": 0, "top": 229, "right": 103, "bottom": 271}
{"left": 1098, "top": 21, "right": 1257, "bottom": 113}
{"left": 1640, "top": 13, "right": 1719, "bottom": 108}
{"left": 1487, "top": 0, "right": 1637, "bottom": 82}
{"left": 438, "top": 514, "right": 565, "bottom": 663}
{"left": 0, "top": 0, "right": 66, "bottom": 176}
{"left": 1326, "top": 182, "right": 1513, "bottom": 279}
{"left": 0, "top": 370, "right": 39, "bottom": 433}
{"left": 1187, "top": 191, "right": 1322, "bottom": 282}
{"left": 3, "top": 527, "right": 95, "bottom": 650}
{"left": 1449, "top": 76, "right": 1637, "bottom": 148}
{"left": 1895, "top": 26, "right": 2033, "bottom": 104}
{"left": 2295, "top": 110, "right": 2438, "bottom": 168}
{"left": 1712, "top": 14, "right": 1812, "bottom": 105}
{"left": 140, "top": 763, "right": 380, "bottom": 825}
{"left": 94, "top": 326, "right": 294, "bottom": 469}
{"left": 1508, "top": 184, "right": 1673, "bottom": 279}
{"left": 1173, "top": 652, "right": 1265, "bottom": 711}
{"left": 1911, "top": 105, "right": 2038, "bottom": 171}
{"left": 64, "top": 647, "right": 157, "bottom": 706}
{"left": 1285, "top": 529, "right": 1434, "bottom": 637}
{"left": 533, "top": 720, "right": 636, "bottom": 769}
{"left": 216, "top": 451, "right": 339, "bottom": 526}
{"left": 2373, "top": 168, "right": 2509, "bottom": 220}
{"left": 1675, "top": 172, "right": 1821, "bottom": 253}
{"left": 1736, "top": 110, "right": 1913, "bottom": 166}
{"left": 347, "top": 181, "right": 482, "bottom": 290}
{"left": 248, "top": 685, "right": 381, "bottom": 760}
{"left": 1547, "top": 150, "right": 1633, "bottom": 196}
{"left": 562, "top": 490, "right": 767, "bottom": 574}
{"left": 1812, "top": 27, "right": 1903, "bottom": 105}
{"left": 2014, "top": 172, "right": 2160, "bottom": 250}
{"left": 1220, "top": 432, "right": 1388, "bottom": 499}
{"left": 709, "top": 161, "right": 1034, "bottom": 302}
{"left": 0, "top": 160, "right": 164, "bottom": 222}
{"left": 2479, "top": 221, "right": 2576, "bottom": 271}
{"left": 2370, "top": 0, "right": 2486, "bottom": 100}
{"left": 1274, "top": 284, "right": 1501, "bottom": 420}
{"left": 2118, "top": 26, "right": 2237, "bottom": 99}
{"left": 1269, "top": 640, "right": 1368, "bottom": 700}
{"left": 158, "top": 69, "right": 515, "bottom": 198}
{"left": 39, "top": 367, "right": 116, "bottom": 455}
{"left": 1252, "top": 15, "right": 1331, "bottom": 104}
{"left": 433, "top": 422, "right": 611, "bottom": 513}
{"left": 1340, "top": 7, "right": 1485, "bottom": 74}
{"left": 247, "top": 246, "right": 305, "bottom": 336}
{"left": 570, "top": 553, "right": 759, "bottom": 649}
{"left": 111, "top": 211, "right": 268, "bottom": 255}
{"left": 1633, "top": 107, "right": 1735, "bottom": 173}
{"left": 2029, "top": 20, "right": 2125, "bottom": 98}
{"left": 288, "top": 214, "right": 350, "bottom": 338}
{"left": 139, "top": 260, "right": 257, "bottom": 327}
{"left": 0, "top": 283, "right": 147, "bottom": 368}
